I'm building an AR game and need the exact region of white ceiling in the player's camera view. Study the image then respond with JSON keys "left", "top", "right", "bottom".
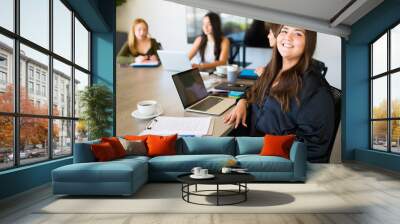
{"left": 165, "top": 0, "right": 384, "bottom": 37}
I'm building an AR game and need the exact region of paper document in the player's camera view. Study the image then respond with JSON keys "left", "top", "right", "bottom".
{"left": 140, "top": 116, "right": 213, "bottom": 136}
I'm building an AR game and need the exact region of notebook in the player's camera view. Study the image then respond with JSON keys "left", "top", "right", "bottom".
{"left": 130, "top": 61, "right": 160, "bottom": 67}
{"left": 238, "top": 69, "right": 258, "bottom": 80}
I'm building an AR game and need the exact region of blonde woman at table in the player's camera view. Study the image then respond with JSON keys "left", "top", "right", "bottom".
{"left": 117, "top": 18, "right": 161, "bottom": 65}
{"left": 188, "top": 12, "right": 230, "bottom": 71}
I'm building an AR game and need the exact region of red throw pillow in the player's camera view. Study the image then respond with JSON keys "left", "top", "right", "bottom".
{"left": 101, "top": 137, "right": 126, "bottom": 158}
{"left": 146, "top": 134, "right": 178, "bottom": 157}
{"left": 91, "top": 142, "right": 117, "bottom": 161}
{"left": 259, "top": 134, "right": 295, "bottom": 159}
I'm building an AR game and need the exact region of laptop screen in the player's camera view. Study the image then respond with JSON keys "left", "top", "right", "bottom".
{"left": 172, "top": 69, "right": 208, "bottom": 108}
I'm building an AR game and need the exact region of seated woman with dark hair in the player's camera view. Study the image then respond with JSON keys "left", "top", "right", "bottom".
{"left": 188, "top": 12, "right": 230, "bottom": 71}
{"left": 117, "top": 18, "right": 161, "bottom": 65}
{"left": 224, "top": 25, "right": 335, "bottom": 162}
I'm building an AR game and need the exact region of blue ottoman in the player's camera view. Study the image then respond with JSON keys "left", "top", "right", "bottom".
{"left": 52, "top": 157, "right": 148, "bottom": 196}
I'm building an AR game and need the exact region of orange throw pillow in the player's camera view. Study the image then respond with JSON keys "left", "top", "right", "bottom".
{"left": 259, "top": 134, "right": 295, "bottom": 159}
{"left": 101, "top": 137, "right": 126, "bottom": 158}
{"left": 146, "top": 134, "right": 178, "bottom": 157}
{"left": 124, "top": 135, "right": 149, "bottom": 141}
{"left": 91, "top": 142, "right": 117, "bottom": 161}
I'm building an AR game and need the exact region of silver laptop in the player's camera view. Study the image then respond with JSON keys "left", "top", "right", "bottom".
{"left": 157, "top": 50, "right": 192, "bottom": 72}
{"left": 172, "top": 68, "right": 236, "bottom": 115}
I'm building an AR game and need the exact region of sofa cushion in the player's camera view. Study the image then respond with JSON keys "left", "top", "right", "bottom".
{"left": 260, "top": 134, "right": 295, "bottom": 159}
{"left": 149, "top": 154, "right": 235, "bottom": 172}
{"left": 124, "top": 135, "right": 149, "bottom": 141}
{"left": 236, "top": 137, "right": 263, "bottom": 155}
{"left": 119, "top": 138, "right": 147, "bottom": 156}
{"left": 52, "top": 159, "right": 147, "bottom": 183}
{"left": 147, "top": 134, "right": 178, "bottom": 157}
{"left": 180, "top": 137, "right": 235, "bottom": 155}
{"left": 91, "top": 142, "right": 118, "bottom": 161}
{"left": 236, "top": 155, "right": 293, "bottom": 172}
{"left": 101, "top": 137, "right": 127, "bottom": 158}
{"left": 73, "top": 140, "right": 100, "bottom": 163}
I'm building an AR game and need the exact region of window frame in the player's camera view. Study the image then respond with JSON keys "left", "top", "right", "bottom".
{"left": 0, "top": 0, "right": 92, "bottom": 171}
{"left": 370, "top": 20, "right": 400, "bottom": 154}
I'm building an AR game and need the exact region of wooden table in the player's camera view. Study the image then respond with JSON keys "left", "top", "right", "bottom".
{"left": 116, "top": 65, "right": 253, "bottom": 137}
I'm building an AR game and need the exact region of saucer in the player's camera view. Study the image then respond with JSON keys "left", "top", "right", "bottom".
{"left": 190, "top": 174, "right": 215, "bottom": 179}
{"left": 131, "top": 106, "right": 163, "bottom": 120}
{"left": 213, "top": 71, "right": 226, "bottom": 77}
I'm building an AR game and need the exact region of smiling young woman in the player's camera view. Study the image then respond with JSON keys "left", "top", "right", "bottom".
{"left": 224, "top": 25, "right": 335, "bottom": 163}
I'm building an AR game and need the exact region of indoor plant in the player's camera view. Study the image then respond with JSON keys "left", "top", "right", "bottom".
{"left": 79, "top": 84, "right": 113, "bottom": 140}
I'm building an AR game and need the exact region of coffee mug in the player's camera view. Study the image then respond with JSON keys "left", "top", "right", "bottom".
{"left": 221, "top": 167, "right": 232, "bottom": 174}
{"left": 227, "top": 65, "right": 238, "bottom": 83}
{"left": 216, "top": 65, "right": 227, "bottom": 74}
{"left": 137, "top": 100, "right": 157, "bottom": 116}
{"left": 200, "top": 169, "right": 208, "bottom": 176}
{"left": 191, "top": 167, "right": 202, "bottom": 176}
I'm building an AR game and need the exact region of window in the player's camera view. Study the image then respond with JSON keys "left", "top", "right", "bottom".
{"left": 20, "top": 0, "right": 49, "bottom": 49}
{"left": 53, "top": 0, "right": 72, "bottom": 60}
{"left": 0, "top": 0, "right": 14, "bottom": 32}
{"left": 74, "top": 18, "right": 89, "bottom": 70}
{"left": 370, "top": 23, "right": 400, "bottom": 154}
{"left": 0, "top": 35, "right": 13, "bottom": 113}
{"left": 0, "top": 0, "right": 91, "bottom": 170}
{"left": 28, "top": 67, "right": 34, "bottom": 80}
{"left": 35, "top": 70, "right": 40, "bottom": 81}
{"left": 36, "top": 83, "right": 40, "bottom": 95}
{"left": 42, "top": 85, "right": 46, "bottom": 97}
{"left": 0, "top": 54, "right": 7, "bottom": 67}
{"left": 53, "top": 59, "right": 71, "bottom": 117}
{"left": 28, "top": 81, "right": 34, "bottom": 94}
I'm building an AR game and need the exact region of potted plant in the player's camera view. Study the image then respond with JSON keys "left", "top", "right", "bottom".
{"left": 79, "top": 84, "right": 113, "bottom": 140}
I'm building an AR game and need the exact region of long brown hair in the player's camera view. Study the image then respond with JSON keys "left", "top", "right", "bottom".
{"left": 268, "top": 23, "right": 281, "bottom": 38}
{"left": 248, "top": 27, "right": 317, "bottom": 112}
{"left": 199, "top": 12, "right": 223, "bottom": 62}
{"left": 128, "top": 18, "right": 149, "bottom": 56}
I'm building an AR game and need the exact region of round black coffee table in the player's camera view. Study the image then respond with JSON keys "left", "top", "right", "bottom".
{"left": 177, "top": 173, "right": 255, "bottom": 206}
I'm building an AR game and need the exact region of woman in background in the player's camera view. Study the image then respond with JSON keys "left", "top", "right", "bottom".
{"left": 188, "top": 12, "right": 230, "bottom": 71}
{"left": 254, "top": 23, "right": 281, "bottom": 76}
{"left": 117, "top": 18, "right": 161, "bottom": 64}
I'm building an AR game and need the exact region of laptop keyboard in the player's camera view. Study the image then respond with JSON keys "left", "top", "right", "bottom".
{"left": 190, "top": 97, "right": 223, "bottom": 111}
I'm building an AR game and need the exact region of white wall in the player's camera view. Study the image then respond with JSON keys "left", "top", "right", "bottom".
{"left": 314, "top": 33, "right": 342, "bottom": 89}
{"left": 117, "top": 0, "right": 341, "bottom": 89}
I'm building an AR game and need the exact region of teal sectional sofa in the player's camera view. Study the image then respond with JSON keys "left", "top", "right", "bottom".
{"left": 52, "top": 137, "right": 307, "bottom": 196}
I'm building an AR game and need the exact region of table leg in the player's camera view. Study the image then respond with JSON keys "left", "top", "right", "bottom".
{"left": 217, "top": 184, "right": 219, "bottom": 206}
{"left": 195, "top": 184, "right": 197, "bottom": 192}
{"left": 245, "top": 183, "right": 247, "bottom": 201}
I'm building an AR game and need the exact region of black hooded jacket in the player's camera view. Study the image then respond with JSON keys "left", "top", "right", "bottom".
{"left": 251, "top": 61, "right": 335, "bottom": 162}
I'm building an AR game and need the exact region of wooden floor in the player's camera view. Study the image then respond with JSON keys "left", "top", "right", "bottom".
{"left": 1, "top": 162, "right": 400, "bottom": 224}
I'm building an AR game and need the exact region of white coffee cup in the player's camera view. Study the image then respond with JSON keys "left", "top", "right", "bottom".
{"left": 200, "top": 168, "right": 208, "bottom": 176}
{"left": 137, "top": 100, "right": 157, "bottom": 116}
{"left": 227, "top": 64, "right": 239, "bottom": 83}
{"left": 221, "top": 167, "right": 232, "bottom": 174}
{"left": 216, "top": 65, "right": 227, "bottom": 74}
{"left": 191, "top": 167, "right": 202, "bottom": 176}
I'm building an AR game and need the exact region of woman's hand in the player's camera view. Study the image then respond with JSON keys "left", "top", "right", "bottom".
{"left": 255, "top": 66, "right": 265, "bottom": 76}
{"left": 191, "top": 63, "right": 202, "bottom": 69}
{"left": 223, "top": 99, "right": 248, "bottom": 128}
{"left": 135, "top": 55, "right": 147, "bottom": 63}
{"left": 149, "top": 55, "right": 158, "bottom": 61}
